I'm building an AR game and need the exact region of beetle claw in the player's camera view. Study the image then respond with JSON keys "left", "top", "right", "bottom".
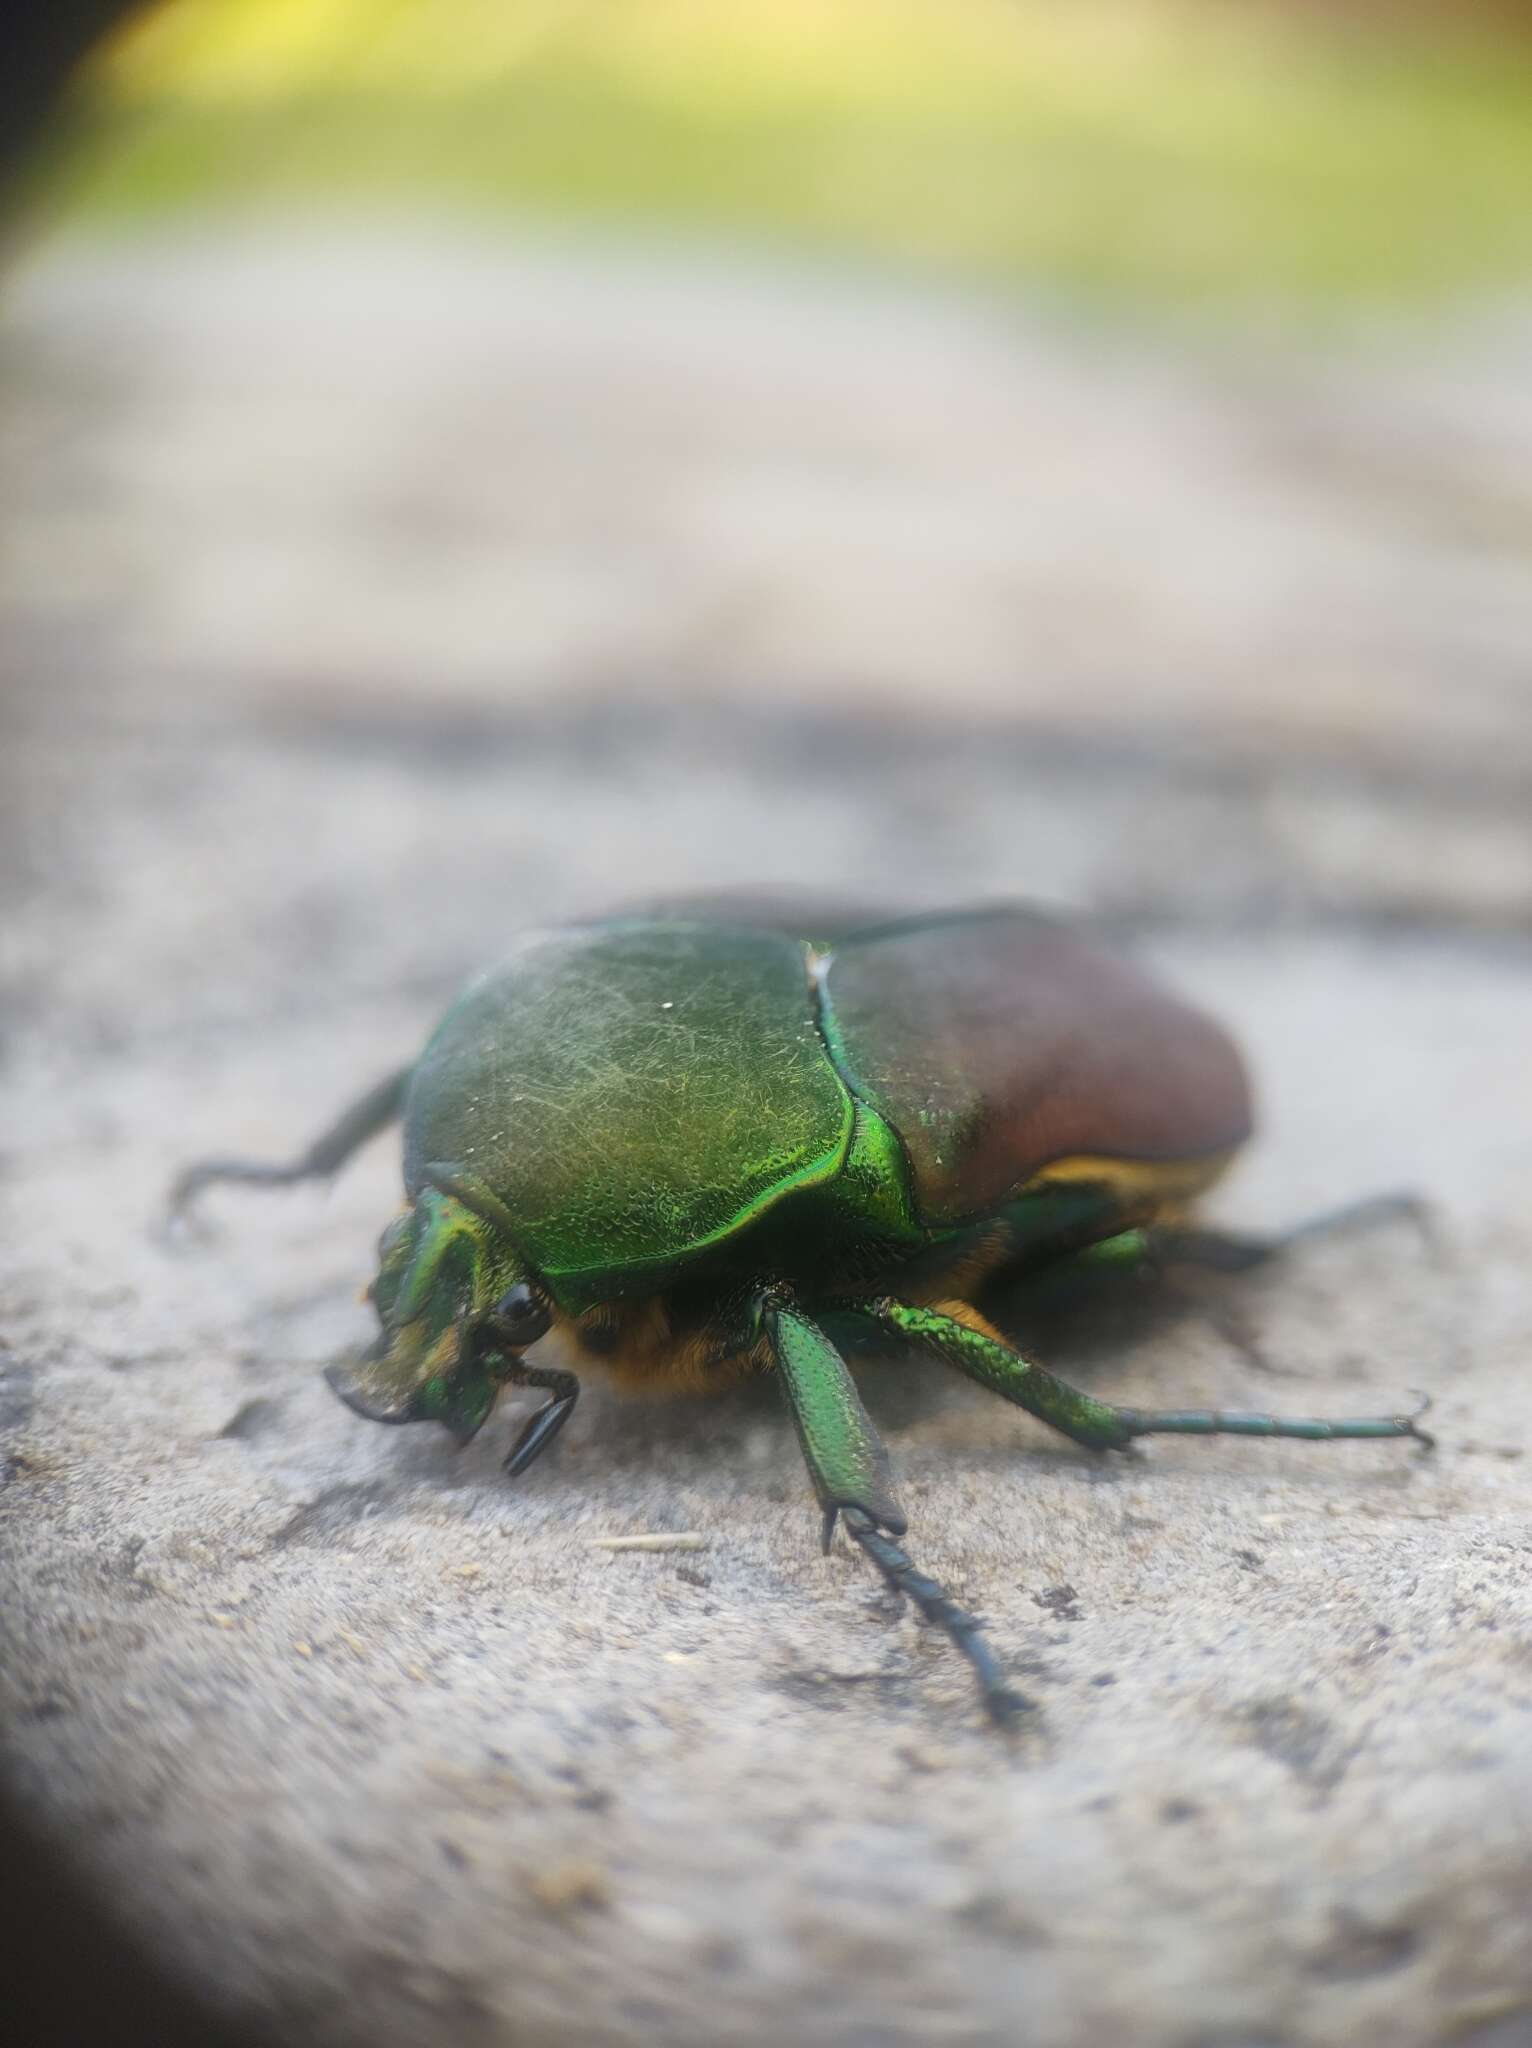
{"left": 503, "top": 1395, "right": 577, "bottom": 1479}
{"left": 1401, "top": 1391, "right": 1437, "bottom": 1452}
{"left": 819, "top": 1506, "right": 839, "bottom": 1554}
{"left": 154, "top": 1202, "right": 217, "bottom": 1253}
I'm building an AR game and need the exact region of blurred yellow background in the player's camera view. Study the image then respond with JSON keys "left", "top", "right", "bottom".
{"left": 38, "top": 0, "right": 1532, "bottom": 319}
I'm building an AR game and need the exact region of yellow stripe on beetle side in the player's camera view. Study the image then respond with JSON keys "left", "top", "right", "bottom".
{"left": 1022, "top": 1148, "right": 1241, "bottom": 1212}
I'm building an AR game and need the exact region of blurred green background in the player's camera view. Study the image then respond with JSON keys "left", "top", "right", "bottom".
{"left": 31, "top": 0, "right": 1532, "bottom": 323}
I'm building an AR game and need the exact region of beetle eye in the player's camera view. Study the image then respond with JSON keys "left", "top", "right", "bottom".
{"left": 489, "top": 1281, "right": 552, "bottom": 1346}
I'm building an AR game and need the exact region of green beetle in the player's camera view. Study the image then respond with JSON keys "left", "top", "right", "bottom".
{"left": 173, "top": 899, "right": 1429, "bottom": 1721}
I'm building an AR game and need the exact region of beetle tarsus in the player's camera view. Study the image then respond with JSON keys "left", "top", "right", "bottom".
{"left": 168, "top": 1157, "right": 310, "bottom": 1223}
{"left": 503, "top": 1396, "right": 577, "bottom": 1477}
{"left": 1277, "top": 1189, "right": 1441, "bottom": 1259}
{"left": 1111, "top": 1399, "right": 1436, "bottom": 1447}
{"left": 819, "top": 1505, "right": 840, "bottom": 1555}
{"left": 495, "top": 1362, "right": 581, "bottom": 1478}
{"left": 1154, "top": 1190, "right": 1441, "bottom": 1275}
{"left": 840, "top": 1507, "right": 1029, "bottom": 1726}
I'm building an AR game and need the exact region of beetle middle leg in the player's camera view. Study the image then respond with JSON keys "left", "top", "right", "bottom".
{"left": 760, "top": 1295, "right": 1027, "bottom": 1724}
{"left": 853, "top": 1298, "right": 1435, "bottom": 1453}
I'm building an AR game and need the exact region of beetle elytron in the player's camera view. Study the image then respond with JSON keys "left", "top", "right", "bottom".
{"left": 173, "top": 900, "right": 1429, "bottom": 1721}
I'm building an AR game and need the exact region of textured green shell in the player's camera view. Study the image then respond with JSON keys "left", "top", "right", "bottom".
{"left": 818, "top": 906, "right": 1253, "bottom": 1226}
{"left": 402, "top": 923, "right": 853, "bottom": 1297}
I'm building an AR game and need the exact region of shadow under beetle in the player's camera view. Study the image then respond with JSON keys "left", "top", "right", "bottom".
{"left": 172, "top": 899, "right": 1431, "bottom": 1723}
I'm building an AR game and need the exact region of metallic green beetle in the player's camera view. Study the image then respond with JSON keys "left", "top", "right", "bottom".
{"left": 173, "top": 899, "right": 1429, "bottom": 1721}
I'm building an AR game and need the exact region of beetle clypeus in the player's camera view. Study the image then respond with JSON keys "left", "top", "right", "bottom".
{"left": 173, "top": 899, "right": 1430, "bottom": 1722}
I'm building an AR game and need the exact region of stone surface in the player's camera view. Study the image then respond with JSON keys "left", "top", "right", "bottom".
{"left": 2, "top": 227, "right": 1531, "bottom": 2048}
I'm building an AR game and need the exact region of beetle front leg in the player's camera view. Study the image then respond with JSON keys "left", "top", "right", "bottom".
{"left": 854, "top": 1298, "right": 1434, "bottom": 1454}
{"left": 759, "top": 1295, "right": 1026, "bottom": 1724}
{"left": 168, "top": 1064, "right": 414, "bottom": 1221}
{"left": 494, "top": 1360, "right": 581, "bottom": 1477}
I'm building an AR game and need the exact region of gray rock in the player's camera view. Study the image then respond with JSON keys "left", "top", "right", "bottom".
{"left": 2, "top": 228, "right": 1531, "bottom": 2048}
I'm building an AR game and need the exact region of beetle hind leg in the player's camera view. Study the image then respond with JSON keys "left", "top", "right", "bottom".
{"left": 1032, "top": 1192, "right": 1439, "bottom": 1288}
{"left": 1149, "top": 1189, "right": 1439, "bottom": 1275}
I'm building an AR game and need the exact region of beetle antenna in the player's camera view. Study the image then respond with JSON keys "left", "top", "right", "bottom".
{"left": 839, "top": 1507, "right": 1030, "bottom": 1726}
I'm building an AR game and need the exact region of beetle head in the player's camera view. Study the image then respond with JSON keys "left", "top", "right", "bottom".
{"left": 325, "top": 1188, "right": 548, "bottom": 1444}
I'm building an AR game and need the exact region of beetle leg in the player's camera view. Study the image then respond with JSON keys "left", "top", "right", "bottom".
{"left": 496, "top": 1362, "right": 581, "bottom": 1478}
{"left": 839, "top": 1509, "right": 1029, "bottom": 1727}
{"left": 854, "top": 1297, "right": 1141, "bottom": 1451}
{"left": 853, "top": 1298, "right": 1435, "bottom": 1454}
{"left": 1018, "top": 1195, "right": 1440, "bottom": 1286}
{"left": 1149, "top": 1190, "right": 1439, "bottom": 1274}
{"left": 1026, "top": 1192, "right": 1438, "bottom": 1286}
{"left": 1102, "top": 1392, "right": 1435, "bottom": 1450}
{"left": 759, "top": 1297, "right": 1024, "bottom": 1724}
{"left": 167, "top": 1064, "right": 414, "bottom": 1222}
{"left": 760, "top": 1298, "right": 906, "bottom": 1535}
